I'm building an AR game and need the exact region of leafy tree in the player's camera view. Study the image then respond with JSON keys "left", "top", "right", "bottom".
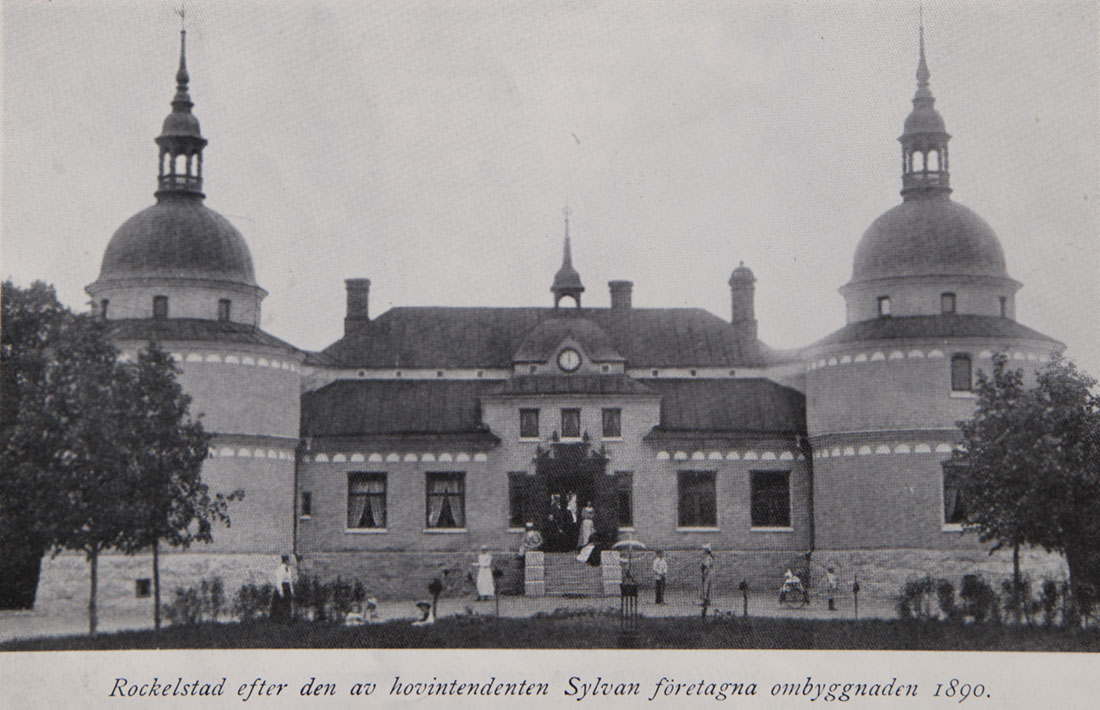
{"left": 113, "top": 343, "right": 240, "bottom": 630}
{"left": 0, "top": 281, "right": 73, "bottom": 608}
{"left": 954, "top": 354, "right": 1100, "bottom": 614}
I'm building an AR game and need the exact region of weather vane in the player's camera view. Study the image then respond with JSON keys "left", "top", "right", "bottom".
{"left": 177, "top": 1, "right": 186, "bottom": 32}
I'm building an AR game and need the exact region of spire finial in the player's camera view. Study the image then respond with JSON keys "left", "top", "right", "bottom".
{"left": 562, "top": 205, "right": 573, "bottom": 267}
{"left": 916, "top": 5, "right": 930, "bottom": 89}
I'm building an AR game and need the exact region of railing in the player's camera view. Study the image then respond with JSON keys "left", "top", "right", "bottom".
{"left": 158, "top": 174, "right": 203, "bottom": 192}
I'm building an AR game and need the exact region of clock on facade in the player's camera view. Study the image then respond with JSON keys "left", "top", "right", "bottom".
{"left": 557, "top": 348, "right": 581, "bottom": 372}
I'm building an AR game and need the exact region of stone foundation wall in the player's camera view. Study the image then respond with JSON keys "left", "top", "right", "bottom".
{"left": 35, "top": 551, "right": 280, "bottom": 615}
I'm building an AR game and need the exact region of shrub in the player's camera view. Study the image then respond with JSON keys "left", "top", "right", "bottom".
{"left": 897, "top": 577, "right": 936, "bottom": 621}
{"left": 233, "top": 583, "right": 274, "bottom": 621}
{"left": 934, "top": 579, "right": 957, "bottom": 621}
{"left": 200, "top": 577, "right": 225, "bottom": 622}
{"left": 330, "top": 577, "right": 355, "bottom": 619}
{"left": 960, "top": 575, "right": 1000, "bottom": 624}
{"left": 1040, "top": 579, "right": 1061, "bottom": 628}
{"left": 164, "top": 586, "right": 203, "bottom": 626}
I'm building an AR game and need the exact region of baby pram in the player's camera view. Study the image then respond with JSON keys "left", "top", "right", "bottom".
{"left": 778, "top": 569, "right": 809, "bottom": 605}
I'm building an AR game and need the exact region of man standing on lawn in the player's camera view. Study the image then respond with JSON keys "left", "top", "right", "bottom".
{"left": 652, "top": 550, "right": 668, "bottom": 604}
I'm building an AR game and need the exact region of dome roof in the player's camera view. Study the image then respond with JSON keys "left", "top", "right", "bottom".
{"left": 903, "top": 105, "right": 946, "bottom": 135}
{"left": 160, "top": 110, "right": 202, "bottom": 139}
{"left": 96, "top": 197, "right": 256, "bottom": 285}
{"left": 850, "top": 198, "right": 1008, "bottom": 283}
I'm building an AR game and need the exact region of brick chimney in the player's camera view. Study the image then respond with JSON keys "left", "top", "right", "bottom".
{"left": 609, "top": 280, "right": 633, "bottom": 310}
{"left": 344, "top": 278, "right": 371, "bottom": 336}
{"left": 728, "top": 263, "right": 757, "bottom": 339}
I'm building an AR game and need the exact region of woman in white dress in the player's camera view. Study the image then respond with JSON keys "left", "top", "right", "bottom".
{"left": 475, "top": 545, "right": 495, "bottom": 600}
{"left": 577, "top": 502, "right": 596, "bottom": 550}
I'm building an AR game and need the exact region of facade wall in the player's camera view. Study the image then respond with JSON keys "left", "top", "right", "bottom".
{"left": 806, "top": 338, "right": 1059, "bottom": 436}
{"left": 842, "top": 276, "right": 1018, "bottom": 322}
{"left": 90, "top": 280, "right": 264, "bottom": 326}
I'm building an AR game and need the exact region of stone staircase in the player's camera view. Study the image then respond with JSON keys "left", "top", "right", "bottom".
{"left": 524, "top": 551, "right": 622, "bottom": 597}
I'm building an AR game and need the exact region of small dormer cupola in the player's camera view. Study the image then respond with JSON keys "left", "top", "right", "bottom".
{"left": 155, "top": 28, "right": 208, "bottom": 200}
{"left": 551, "top": 207, "right": 585, "bottom": 309}
{"left": 899, "top": 21, "right": 951, "bottom": 201}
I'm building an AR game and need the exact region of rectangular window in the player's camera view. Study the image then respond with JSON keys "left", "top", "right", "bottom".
{"left": 100, "top": 299, "right": 109, "bottom": 319}
{"left": 561, "top": 408, "right": 581, "bottom": 439}
{"left": 153, "top": 295, "right": 168, "bottom": 319}
{"left": 941, "top": 292, "right": 956, "bottom": 314}
{"left": 943, "top": 463, "right": 967, "bottom": 525}
{"left": 426, "top": 472, "right": 465, "bottom": 528}
{"left": 877, "top": 296, "right": 891, "bottom": 317}
{"left": 750, "top": 470, "right": 791, "bottom": 528}
{"left": 519, "top": 409, "right": 540, "bottom": 439}
{"left": 677, "top": 470, "right": 716, "bottom": 527}
{"left": 615, "top": 471, "right": 633, "bottom": 527}
{"left": 999, "top": 296, "right": 1008, "bottom": 318}
{"left": 602, "top": 408, "right": 622, "bottom": 438}
{"left": 135, "top": 578, "right": 152, "bottom": 598}
{"left": 347, "top": 473, "right": 386, "bottom": 529}
{"left": 300, "top": 491, "right": 313, "bottom": 518}
{"left": 508, "top": 471, "right": 531, "bottom": 528}
{"left": 217, "top": 299, "right": 231, "bottom": 321}
{"left": 951, "top": 354, "right": 972, "bottom": 392}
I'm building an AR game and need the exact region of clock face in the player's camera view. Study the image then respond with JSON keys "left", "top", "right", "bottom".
{"left": 557, "top": 348, "right": 582, "bottom": 373}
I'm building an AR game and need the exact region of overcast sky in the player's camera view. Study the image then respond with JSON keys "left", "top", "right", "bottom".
{"left": 2, "top": 0, "right": 1098, "bottom": 375}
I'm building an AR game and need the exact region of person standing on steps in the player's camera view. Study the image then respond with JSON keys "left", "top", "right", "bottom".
{"left": 475, "top": 545, "right": 495, "bottom": 601}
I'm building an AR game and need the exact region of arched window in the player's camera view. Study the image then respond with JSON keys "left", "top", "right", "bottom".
{"left": 951, "top": 354, "right": 972, "bottom": 392}
{"left": 927, "top": 150, "right": 940, "bottom": 171}
{"left": 911, "top": 151, "right": 924, "bottom": 172}
{"left": 941, "top": 292, "right": 956, "bottom": 314}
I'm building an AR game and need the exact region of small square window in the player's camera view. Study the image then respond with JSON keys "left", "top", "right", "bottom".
{"left": 519, "top": 409, "right": 540, "bottom": 439}
{"left": 217, "top": 298, "right": 231, "bottom": 321}
{"left": 135, "top": 578, "right": 152, "bottom": 598}
{"left": 153, "top": 295, "right": 168, "bottom": 319}
{"left": 941, "top": 293, "right": 956, "bottom": 314}
{"left": 300, "top": 491, "right": 313, "bottom": 518}
{"left": 529, "top": 364, "right": 538, "bottom": 374}
{"left": 602, "top": 408, "right": 622, "bottom": 438}
{"left": 877, "top": 296, "right": 891, "bottom": 317}
{"left": 561, "top": 409, "right": 581, "bottom": 439}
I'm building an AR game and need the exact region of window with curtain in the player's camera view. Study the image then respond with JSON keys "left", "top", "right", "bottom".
{"left": 943, "top": 463, "right": 967, "bottom": 525}
{"left": 951, "top": 354, "right": 972, "bottom": 392}
{"left": 750, "top": 470, "right": 791, "bottom": 528}
{"left": 602, "top": 408, "right": 622, "bottom": 438}
{"left": 678, "top": 470, "right": 716, "bottom": 527}
{"left": 347, "top": 473, "right": 386, "bottom": 529}
{"left": 519, "top": 409, "right": 539, "bottom": 438}
{"left": 426, "top": 472, "right": 465, "bottom": 528}
{"left": 561, "top": 409, "right": 581, "bottom": 438}
{"left": 614, "top": 471, "right": 633, "bottom": 527}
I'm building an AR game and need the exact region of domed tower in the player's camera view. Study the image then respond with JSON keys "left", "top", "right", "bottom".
{"left": 803, "top": 25, "right": 1063, "bottom": 595}
{"left": 38, "top": 30, "right": 302, "bottom": 613}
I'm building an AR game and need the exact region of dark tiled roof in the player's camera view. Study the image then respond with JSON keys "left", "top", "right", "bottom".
{"left": 489, "top": 375, "right": 656, "bottom": 396}
{"left": 812, "top": 315, "right": 1061, "bottom": 348}
{"left": 107, "top": 318, "right": 300, "bottom": 352}
{"left": 322, "top": 307, "right": 761, "bottom": 369}
{"left": 513, "top": 318, "right": 623, "bottom": 362}
{"left": 301, "top": 380, "right": 501, "bottom": 438}
{"left": 644, "top": 378, "right": 806, "bottom": 437}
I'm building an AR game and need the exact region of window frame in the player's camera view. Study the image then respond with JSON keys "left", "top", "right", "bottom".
{"left": 560, "top": 408, "right": 581, "bottom": 439}
{"left": 519, "top": 408, "right": 540, "bottom": 439}
{"left": 951, "top": 353, "right": 973, "bottom": 393}
{"left": 425, "top": 471, "right": 466, "bottom": 531}
{"left": 941, "top": 292, "right": 956, "bottom": 314}
{"left": 877, "top": 296, "right": 891, "bottom": 317}
{"left": 614, "top": 470, "right": 633, "bottom": 528}
{"left": 942, "top": 462, "right": 968, "bottom": 529}
{"left": 300, "top": 491, "right": 313, "bottom": 519}
{"left": 152, "top": 295, "right": 168, "bottom": 319}
{"left": 602, "top": 407, "right": 623, "bottom": 439}
{"left": 507, "top": 471, "right": 531, "bottom": 529}
{"left": 677, "top": 470, "right": 717, "bottom": 529}
{"left": 217, "top": 298, "right": 232, "bottom": 322}
{"left": 346, "top": 472, "right": 387, "bottom": 531}
{"left": 750, "top": 470, "right": 792, "bottom": 530}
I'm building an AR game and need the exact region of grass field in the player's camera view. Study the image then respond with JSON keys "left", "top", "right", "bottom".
{"left": 3, "top": 612, "right": 1098, "bottom": 651}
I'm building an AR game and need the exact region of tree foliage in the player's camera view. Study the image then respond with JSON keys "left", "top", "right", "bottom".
{"left": 954, "top": 353, "right": 1100, "bottom": 609}
{"left": 1, "top": 280, "right": 240, "bottom": 632}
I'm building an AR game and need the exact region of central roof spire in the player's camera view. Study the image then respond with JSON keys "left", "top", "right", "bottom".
{"left": 155, "top": 22, "right": 208, "bottom": 200}
{"left": 551, "top": 205, "right": 585, "bottom": 309}
{"left": 898, "top": 16, "right": 951, "bottom": 200}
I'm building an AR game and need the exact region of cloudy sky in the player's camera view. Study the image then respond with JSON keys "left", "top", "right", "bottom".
{"left": 2, "top": 0, "right": 1098, "bottom": 374}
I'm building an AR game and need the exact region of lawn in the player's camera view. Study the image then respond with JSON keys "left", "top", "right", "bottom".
{"left": 3, "top": 612, "right": 1098, "bottom": 651}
